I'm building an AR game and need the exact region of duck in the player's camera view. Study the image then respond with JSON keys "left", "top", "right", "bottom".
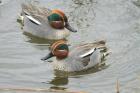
{"left": 41, "top": 40, "right": 107, "bottom": 72}
{"left": 20, "top": 3, "right": 77, "bottom": 40}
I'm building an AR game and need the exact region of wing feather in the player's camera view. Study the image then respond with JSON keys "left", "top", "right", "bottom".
{"left": 79, "top": 48, "right": 96, "bottom": 58}
{"left": 26, "top": 15, "right": 41, "bottom": 25}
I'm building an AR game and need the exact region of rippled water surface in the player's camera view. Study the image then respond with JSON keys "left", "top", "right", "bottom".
{"left": 0, "top": 0, "right": 140, "bottom": 93}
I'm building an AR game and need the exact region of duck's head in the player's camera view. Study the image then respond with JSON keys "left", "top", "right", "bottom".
{"left": 41, "top": 40, "right": 69, "bottom": 61}
{"left": 48, "top": 9, "right": 77, "bottom": 32}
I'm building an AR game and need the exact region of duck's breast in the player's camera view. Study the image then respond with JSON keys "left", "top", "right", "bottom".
{"left": 52, "top": 57, "right": 85, "bottom": 72}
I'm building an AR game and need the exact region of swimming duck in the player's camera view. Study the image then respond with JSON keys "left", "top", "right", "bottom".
{"left": 21, "top": 3, "right": 77, "bottom": 40}
{"left": 41, "top": 40, "right": 107, "bottom": 72}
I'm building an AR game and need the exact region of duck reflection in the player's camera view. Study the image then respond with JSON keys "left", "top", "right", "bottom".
{"left": 49, "top": 76, "right": 68, "bottom": 86}
{"left": 22, "top": 32, "right": 68, "bottom": 50}
{"left": 49, "top": 73, "right": 68, "bottom": 90}
{"left": 23, "top": 32, "right": 57, "bottom": 44}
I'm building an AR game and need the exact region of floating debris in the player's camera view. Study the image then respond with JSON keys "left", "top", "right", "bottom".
{"left": 116, "top": 79, "right": 120, "bottom": 93}
{"left": 17, "top": 14, "right": 24, "bottom": 27}
{"left": 0, "top": 87, "right": 87, "bottom": 93}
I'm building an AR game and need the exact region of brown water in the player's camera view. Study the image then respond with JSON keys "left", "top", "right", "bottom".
{"left": 0, "top": 0, "right": 140, "bottom": 93}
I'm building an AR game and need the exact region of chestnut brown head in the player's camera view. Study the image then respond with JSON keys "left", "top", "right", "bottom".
{"left": 41, "top": 40, "right": 69, "bottom": 61}
{"left": 47, "top": 9, "right": 77, "bottom": 32}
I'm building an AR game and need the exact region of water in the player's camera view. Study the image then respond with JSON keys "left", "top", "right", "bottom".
{"left": 0, "top": 0, "right": 140, "bottom": 93}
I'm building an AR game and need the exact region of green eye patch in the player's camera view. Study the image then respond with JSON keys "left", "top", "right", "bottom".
{"left": 57, "top": 44, "right": 69, "bottom": 51}
{"left": 48, "top": 13, "right": 62, "bottom": 22}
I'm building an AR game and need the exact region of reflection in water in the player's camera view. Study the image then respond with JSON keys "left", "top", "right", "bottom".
{"left": 49, "top": 76, "right": 68, "bottom": 90}
{"left": 23, "top": 32, "right": 52, "bottom": 50}
{"left": 47, "top": 75, "right": 68, "bottom": 90}
{"left": 49, "top": 76, "right": 68, "bottom": 86}
{"left": 23, "top": 32, "right": 56, "bottom": 44}
{"left": 22, "top": 32, "right": 68, "bottom": 50}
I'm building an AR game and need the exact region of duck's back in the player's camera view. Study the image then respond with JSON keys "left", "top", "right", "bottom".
{"left": 69, "top": 42, "right": 104, "bottom": 69}
{"left": 22, "top": 3, "right": 51, "bottom": 20}
{"left": 69, "top": 40, "right": 106, "bottom": 58}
